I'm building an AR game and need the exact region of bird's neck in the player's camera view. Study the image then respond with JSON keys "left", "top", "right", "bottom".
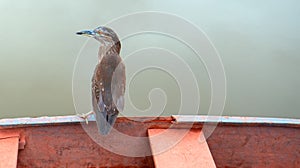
{"left": 98, "top": 42, "right": 121, "bottom": 61}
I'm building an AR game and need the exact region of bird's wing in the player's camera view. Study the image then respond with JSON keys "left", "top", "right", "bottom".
{"left": 91, "top": 54, "right": 125, "bottom": 135}
{"left": 112, "top": 59, "right": 126, "bottom": 112}
{"left": 92, "top": 70, "right": 104, "bottom": 114}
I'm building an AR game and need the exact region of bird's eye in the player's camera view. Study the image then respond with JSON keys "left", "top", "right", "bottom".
{"left": 98, "top": 31, "right": 107, "bottom": 37}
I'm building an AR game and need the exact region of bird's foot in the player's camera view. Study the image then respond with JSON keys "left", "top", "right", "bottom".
{"left": 77, "top": 111, "right": 95, "bottom": 124}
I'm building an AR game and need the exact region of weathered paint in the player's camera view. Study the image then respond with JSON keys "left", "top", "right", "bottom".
{"left": 0, "top": 116, "right": 299, "bottom": 167}
{"left": 172, "top": 115, "right": 300, "bottom": 127}
{"left": 0, "top": 115, "right": 95, "bottom": 128}
{"left": 1, "top": 115, "right": 300, "bottom": 128}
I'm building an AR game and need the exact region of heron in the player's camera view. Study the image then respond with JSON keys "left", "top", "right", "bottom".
{"left": 76, "top": 26, "right": 126, "bottom": 135}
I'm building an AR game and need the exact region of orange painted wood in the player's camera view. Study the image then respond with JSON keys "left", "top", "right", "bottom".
{"left": 148, "top": 129, "right": 216, "bottom": 168}
{"left": 0, "top": 135, "right": 19, "bottom": 168}
{"left": 0, "top": 118, "right": 298, "bottom": 167}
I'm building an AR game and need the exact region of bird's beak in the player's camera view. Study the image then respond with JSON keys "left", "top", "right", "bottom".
{"left": 96, "top": 111, "right": 118, "bottom": 135}
{"left": 76, "top": 30, "right": 95, "bottom": 37}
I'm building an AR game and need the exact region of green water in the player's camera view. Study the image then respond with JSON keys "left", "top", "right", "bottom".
{"left": 0, "top": 0, "right": 299, "bottom": 118}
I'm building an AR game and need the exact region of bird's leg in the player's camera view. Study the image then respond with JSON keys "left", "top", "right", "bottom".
{"left": 77, "top": 111, "right": 95, "bottom": 124}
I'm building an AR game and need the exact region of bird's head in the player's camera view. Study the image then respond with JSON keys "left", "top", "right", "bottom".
{"left": 76, "top": 26, "right": 120, "bottom": 49}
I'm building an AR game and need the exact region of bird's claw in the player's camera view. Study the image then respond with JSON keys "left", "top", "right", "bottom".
{"left": 77, "top": 111, "right": 94, "bottom": 124}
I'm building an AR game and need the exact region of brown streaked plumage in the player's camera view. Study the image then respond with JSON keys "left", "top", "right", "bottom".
{"left": 77, "top": 26, "right": 125, "bottom": 135}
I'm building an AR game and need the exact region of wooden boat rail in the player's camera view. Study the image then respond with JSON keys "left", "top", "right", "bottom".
{"left": 0, "top": 115, "right": 299, "bottom": 167}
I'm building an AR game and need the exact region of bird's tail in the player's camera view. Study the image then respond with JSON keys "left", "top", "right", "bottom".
{"left": 95, "top": 109, "right": 117, "bottom": 135}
